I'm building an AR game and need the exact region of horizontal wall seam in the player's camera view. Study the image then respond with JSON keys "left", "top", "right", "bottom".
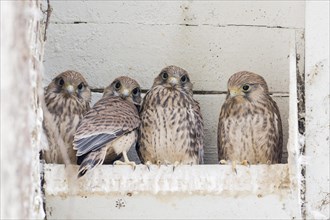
{"left": 50, "top": 21, "right": 304, "bottom": 30}
{"left": 90, "top": 88, "right": 289, "bottom": 96}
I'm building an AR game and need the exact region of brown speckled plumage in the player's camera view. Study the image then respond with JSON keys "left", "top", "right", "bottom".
{"left": 138, "top": 65, "right": 204, "bottom": 165}
{"left": 217, "top": 71, "right": 283, "bottom": 164}
{"left": 43, "top": 70, "right": 91, "bottom": 164}
{"left": 74, "top": 76, "right": 141, "bottom": 177}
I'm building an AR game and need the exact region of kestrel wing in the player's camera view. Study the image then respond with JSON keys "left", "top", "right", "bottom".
{"left": 217, "top": 101, "right": 229, "bottom": 161}
{"left": 73, "top": 96, "right": 140, "bottom": 157}
{"left": 193, "top": 100, "right": 204, "bottom": 164}
{"left": 135, "top": 89, "right": 152, "bottom": 163}
{"left": 74, "top": 132, "right": 124, "bottom": 156}
{"left": 271, "top": 99, "right": 283, "bottom": 163}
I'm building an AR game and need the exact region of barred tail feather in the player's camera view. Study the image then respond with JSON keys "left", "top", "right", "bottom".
{"left": 77, "top": 148, "right": 107, "bottom": 178}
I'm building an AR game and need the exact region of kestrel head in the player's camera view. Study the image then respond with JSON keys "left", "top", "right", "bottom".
{"left": 227, "top": 71, "right": 269, "bottom": 100}
{"left": 103, "top": 76, "right": 142, "bottom": 106}
{"left": 153, "top": 65, "right": 193, "bottom": 94}
{"left": 46, "top": 70, "right": 91, "bottom": 102}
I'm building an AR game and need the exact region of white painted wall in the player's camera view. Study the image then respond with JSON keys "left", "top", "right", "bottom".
{"left": 2, "top": 1, "right": 329, "bottom": 219}
{"left": 44, "top": 1, "right": 304, "bottom": 164}
{"left": 44, "top": 164, "right": 299, "bottom": 219}
{"left": 42, "top": 1, "right": 312, "bottom": 219}
{"left": 1, "top": 0, "right": 45, "bottom": 219}
{"left": 305, "top": 2, "right": 330, "bottom": 219}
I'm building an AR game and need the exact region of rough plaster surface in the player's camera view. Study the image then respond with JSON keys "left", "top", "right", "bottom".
{"left": 44, "top": 1, "right": 305, "bottom": 92}
{"left": 47, "top": 1, "right": 305, "bottom": 28}
{"left": 44, "top": 23, "right": 293, "bottom": 92}
{"left": 40, "top": 1, "right": 310, "bottom": 219}
{"left": 1, "top": 1, "right": 45, "bottom": 219}
{"left": 44, "top": 164, "right": 300, "bottom": 219}
{"left": 46, "top": 194, "right": 298, "bottom": 220}
{"left": 305, "top": 2, "right": 330, "bottom": 219}
{"left": 44, "top": 1, "right": 300, "bottom": 164}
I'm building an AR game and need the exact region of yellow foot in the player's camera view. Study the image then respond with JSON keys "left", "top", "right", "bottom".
{"left": 219, "top": 159, "right": 228, "bottom": 165}
{"left": 219, "top": 160, "right": 237, "bottom": 174}
{"left": 219, "top": 159, "right": 250, "bottom": 174}
{"left": 240, "top": 160, "right": 250, "bottom": 167}
{"left": 113, "top": 160, "right": 136, "bottom": 170}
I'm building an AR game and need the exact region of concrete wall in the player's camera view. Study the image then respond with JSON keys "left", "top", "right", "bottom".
{"left": 2, "top": 1, "right": 329, "bottom": 220}
{"left": 305, "top": 2, "right": 330, "bottom": 219}
{"left": 43, "top": 1, "right": 306, "bottom": 164}
{"left": 41, "top": 1, "right": 313, "bottom": 219}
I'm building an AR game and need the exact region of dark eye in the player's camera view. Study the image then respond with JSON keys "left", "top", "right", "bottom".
{"left": 180, "top": 75, "right": 189, "bottom": 83}
{"left": 114, "top": 81, "right": 121, "bottom": 90}
{"left": 161, "top": 71, "right": 168, "bottom": 80}
{"left": 58, "top": 78, "right": 65, "bottom": 86}
{"left": 242, "top": 84, "right": 250, "bottom": 92}
{"left": 77, "top": 83, "right": 84, "bottom": 90}
{"left": 132, "top": 87, "right": 140, "bottom": 96}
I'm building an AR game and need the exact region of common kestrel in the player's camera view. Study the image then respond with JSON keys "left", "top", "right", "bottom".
{"left": 43, "top": 70, "right": 91, "bottom": 164}
{"left": 74, "top": 76, "right": 141, "bottom": 178}
{"left": 217, "top": 71, "right": 283, "bottom": 168}
{"left": 137, "top": 65, "right": 204, "bottom": 168}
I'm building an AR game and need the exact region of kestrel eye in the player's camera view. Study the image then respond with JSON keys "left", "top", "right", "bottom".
{"left": 181, "top": 75, "right": 188, "bottom": 83}
{"left": 58, "top": 78, "right": 65, "bottom": 86}
{"left": 77, "top": 83, "right": 84, "bottom": 90}
{"left": 161, "top": 71, "right": 168, "bottom": 80}
{"left": 132, "top": 87, "right": 140, "bottom": 96}
{"left": 114, "top": 81, "right": 121, "bottom": 90}
{"left": 242, "top": 85, "right": 250, "bottom": 92}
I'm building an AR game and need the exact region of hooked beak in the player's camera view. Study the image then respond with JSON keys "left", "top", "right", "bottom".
{"left": 229, "top": 87, "right": 241, "bottom": 97}
{"left": 121, "top": 89, "right": 129, "bottom": 97}
{"left": 168, "top": 77, "right": 178, "bottom": 86}
{"left": 65, "top": 84, "right": 75, "bottom": 94}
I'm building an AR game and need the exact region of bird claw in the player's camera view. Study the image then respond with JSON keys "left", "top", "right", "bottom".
{"left": 240, "top": 160, "right": 250, "bottom": 167}
{"left": 145, "top": 161, "right": 152, "bottom": 171}
{"left": 113, "top": 160, "right": 136, "bottom": 170}
{"left": 219, "top": 159, "right": 249, "bottom": 174}
{"left": 219, "top": 159, "right": 228, "bottom": 165}
{"left": 232, "top": 161, "right": 237, "bottom": 174}
{"left": 172, "top": 161, "right": 180, "bottom": 172}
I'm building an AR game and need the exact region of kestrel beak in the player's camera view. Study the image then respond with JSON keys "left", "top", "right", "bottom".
{"left": 168, "top": 77, "right": 178, "bottom": 86}
{"left": 229, "top": 87, "right": 241, "bottom": 97}
{"left": 65, "top": 84, "right": 75, "bottom": 94}
{"left": 121, "top": 88, "right": 130, "bottom": 97}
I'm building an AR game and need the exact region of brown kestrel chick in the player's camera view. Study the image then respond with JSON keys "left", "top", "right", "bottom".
{"left": 217, "top": 71, "right": 283, "bottom": 167}
{"left": 74, "top": 76, "right": 141, "bottom": 178}
{"left": 43, "top": 70, "right": 91, "bottom": 164}
{"left": 138, "top": 65, "right": 204, "bottom": 167}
